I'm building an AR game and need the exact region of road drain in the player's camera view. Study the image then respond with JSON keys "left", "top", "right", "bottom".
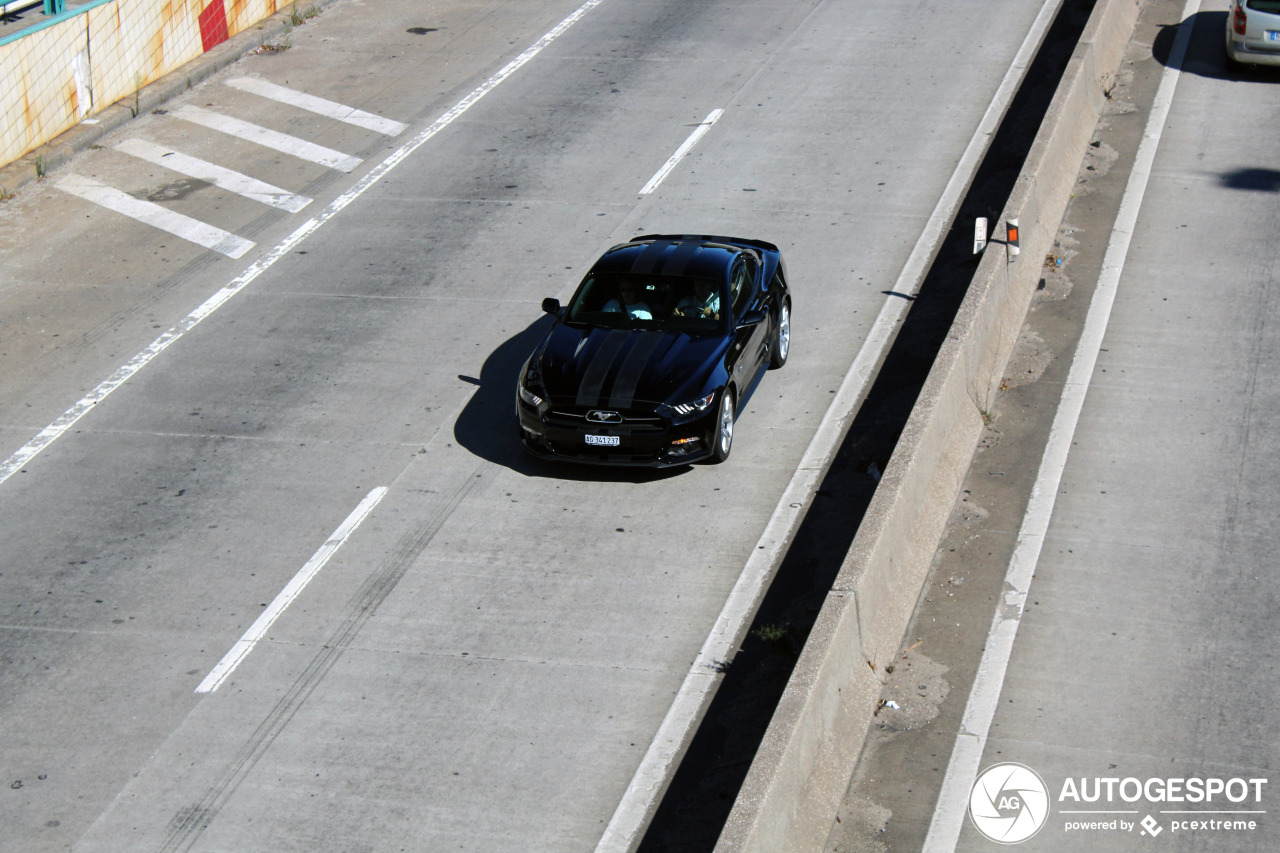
{"left": 638, "top": 0, "right": 1098, "bottom": 849}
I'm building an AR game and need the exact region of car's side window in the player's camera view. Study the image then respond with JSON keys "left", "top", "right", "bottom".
{"left": 730, "top": 256, "right": 757, "bottom": 317}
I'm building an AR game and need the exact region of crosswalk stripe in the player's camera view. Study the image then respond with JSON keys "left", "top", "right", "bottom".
{"left": 55, "top": 174, "right": 255, "bottom": 259}
{"left": 174, "top": 105, "right": 362, "bottom": 172}
{"left": 114, "top": 138, "right": 312, "bottom": 212}
{"left": 225, "top": 77, "right": 407, "bottom": 136}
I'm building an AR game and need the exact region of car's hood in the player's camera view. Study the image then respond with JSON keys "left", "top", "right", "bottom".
{"left": 535, "top": 324, "right": 728, "bottom": 409}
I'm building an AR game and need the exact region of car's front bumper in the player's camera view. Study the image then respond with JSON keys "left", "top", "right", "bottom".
{"left": 517, "top": 399, "right": 714, "bottom": 467}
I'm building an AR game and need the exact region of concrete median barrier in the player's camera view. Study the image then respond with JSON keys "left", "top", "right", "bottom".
{"left": 714, "top": 0, "right": 1141, "bottom": 850}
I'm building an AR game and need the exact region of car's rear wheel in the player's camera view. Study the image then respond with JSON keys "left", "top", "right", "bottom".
{"left": 769, "top": 299, "right": 790, "bottom": 369}
{"left": 710, "top": 388, "right": 735, "bottom": 463}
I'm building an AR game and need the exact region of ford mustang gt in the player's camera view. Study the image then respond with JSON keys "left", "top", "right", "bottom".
{"left": 517, "top": 235, "right": 791, "bottom": 466}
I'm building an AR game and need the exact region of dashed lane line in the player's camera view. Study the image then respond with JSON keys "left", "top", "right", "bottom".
{"left": 195, "top": 486, "right": 388, "bottom": 694}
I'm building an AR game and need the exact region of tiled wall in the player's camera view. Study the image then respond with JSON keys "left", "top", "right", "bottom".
{"left": 1, "top": 0, "right": 281, "bottom": 168}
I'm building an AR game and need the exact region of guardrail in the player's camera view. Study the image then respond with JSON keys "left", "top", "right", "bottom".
{"left": 0, "top": 0, "right": 284, "bottom": 171}
{"left": 1, "top": 0, "right": 64, "bottom": 26}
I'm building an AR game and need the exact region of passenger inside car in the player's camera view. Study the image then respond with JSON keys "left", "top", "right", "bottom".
{"left": 603, "top": 279, "right": 653, "bottom": 319}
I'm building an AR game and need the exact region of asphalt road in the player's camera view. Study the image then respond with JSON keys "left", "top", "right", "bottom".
{"left": 831, "top": 1, "right": 1280, "bottom": 851}
{"left": 2, "top": 0, "right": 1061, "bottom": 849}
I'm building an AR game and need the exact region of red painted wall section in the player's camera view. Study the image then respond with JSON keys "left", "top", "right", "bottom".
{"left": 198, "top": 0, "right": 229, "bottom": 52}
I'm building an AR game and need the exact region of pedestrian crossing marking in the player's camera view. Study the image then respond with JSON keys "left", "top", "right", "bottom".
{"left": 56, "top": 174, "right": 255, "bottom": 259}
{"left": 174, "top": 105, "right": 362, "bottom": 172}
{"left": 115, "top": 138, "right": 312, "bottom": 212}
{"left": 226, "top": 77, "right": 407, "bottom": 136}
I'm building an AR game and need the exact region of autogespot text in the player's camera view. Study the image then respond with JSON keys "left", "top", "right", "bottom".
{"left": 1059, "top": 776, "right": 1267, "bottom": 804}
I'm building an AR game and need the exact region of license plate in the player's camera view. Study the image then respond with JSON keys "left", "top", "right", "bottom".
{"left": 585, "top": 434, "right": 620, "bottom": 447}
{"left": 1269, "top": 30, "right": 1280, "bottom": 41}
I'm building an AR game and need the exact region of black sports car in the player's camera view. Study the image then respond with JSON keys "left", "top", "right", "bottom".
{"left": 517, "top": 235, "right": 791, "bottom": 466}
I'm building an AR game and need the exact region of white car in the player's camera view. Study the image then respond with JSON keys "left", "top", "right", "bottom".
{"left": 1226, "top": 0, "right": 1280, "bottom": 68}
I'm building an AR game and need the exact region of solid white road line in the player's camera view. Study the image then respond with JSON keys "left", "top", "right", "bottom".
{"left": 0, "top": 0, "right": 607, "bottom": 485}
{"left": 115, "top": 138, "right": 312, "bottom": 212}
{"left": 225, "top": 77, "right": 408, "bottom": 136}
{"left": 196, "top": 487, "right": 388, "bottom": 693}
{"left": 638, "top": 109, "right": 723, "bottom": 195}
{"left": 596, "top": 0, "right": 1065, "bottom": 850}
{"left": 920, "top": 2, "right": 1200, "bottom": 849}
{"left": 174, "top": 105, "right": 363, "bottom": 172}
{"left": 54, "top": 173, "right": 255, "bottom": 258}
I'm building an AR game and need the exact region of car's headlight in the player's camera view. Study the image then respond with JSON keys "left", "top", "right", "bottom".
{"left": 518, "top": 359, "right": 547, "bottom": 408}
{"left": 662, "top": 391, "right": 716, "bottom": 419}
{"left": 519, "top": 384, "right": 543, "bottom": 407}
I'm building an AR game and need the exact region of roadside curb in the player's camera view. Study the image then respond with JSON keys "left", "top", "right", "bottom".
{"left": 714, "top": 0, "right": 1142, "bottom": 850}
{"left": 0, "top": 0, "right": 343, "bottom": 200}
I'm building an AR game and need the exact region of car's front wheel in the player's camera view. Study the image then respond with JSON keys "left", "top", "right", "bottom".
{"left": 710, "top": 388, "right": 735, "bottom": 463}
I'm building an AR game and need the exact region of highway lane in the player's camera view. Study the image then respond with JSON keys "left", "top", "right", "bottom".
{"left": 1, "top": 0, "right": 1061, "bottom": 849}
{"left": 830, "top": 0, "right": 1280, "bottom": 850}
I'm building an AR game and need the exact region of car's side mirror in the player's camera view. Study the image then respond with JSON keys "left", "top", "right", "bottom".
{"left": 542, "top": 297, "right": 561, "bottom": 315}
{"left": 736, "top": 309, "right": 766, "bottom": 328}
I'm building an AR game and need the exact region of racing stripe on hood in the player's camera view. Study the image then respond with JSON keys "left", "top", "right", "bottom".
{"left": 607, "top": 331, "right": 663, "bottom": 408}
{"left": 575, "top": 329, "right": 630, "bottom": 408}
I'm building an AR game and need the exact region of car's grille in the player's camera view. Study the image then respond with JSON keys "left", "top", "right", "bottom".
{"left": 545, "top": 408, "right": 665, "bottom": 433}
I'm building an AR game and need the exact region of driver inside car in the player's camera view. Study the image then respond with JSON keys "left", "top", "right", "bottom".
{"left": 672, "top": 278, "right": 720, "bottom": 320}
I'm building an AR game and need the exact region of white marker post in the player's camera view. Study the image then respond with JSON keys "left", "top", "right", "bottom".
{"left": 974, "top": 216, "right": 989, "bottom": 255}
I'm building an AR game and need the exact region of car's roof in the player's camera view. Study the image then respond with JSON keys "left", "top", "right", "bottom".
{"left": 590, "top": 236, "right": 750, "bottom": 281}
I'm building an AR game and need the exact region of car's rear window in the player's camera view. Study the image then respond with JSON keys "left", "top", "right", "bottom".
{"left": 566, "top": 273, "right": 727, "bottom": 332}
{"left": 1247, "top": 0, "right": 1280, "bottom": 12}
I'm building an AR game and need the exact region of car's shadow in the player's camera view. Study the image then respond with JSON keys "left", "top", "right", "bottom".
{"left": 1153, "top": 11, "right": 1280, "bottom": 82}
{"left": 451, "top": 315, "right": 688, "bottom": 483}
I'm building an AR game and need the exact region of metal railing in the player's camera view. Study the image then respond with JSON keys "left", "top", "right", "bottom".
{"left": 1, "top": 0, "right": 65, "bottom": 29}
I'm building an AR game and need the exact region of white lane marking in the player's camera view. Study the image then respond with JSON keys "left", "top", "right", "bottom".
{"left": 921, "top": 2, "right": 1199, "bottom": 850}
{"left": 596, "top": 1, "right": 1067, "bottom": 849}
{"left": 638, "top": 109, "right": 723, "bottom": 195}
{"left": 196, "top": 487, "right": 388, "bottom": 693}
{"left": 115, "top": 138, "right": 312, "bottom": 212}
{"left": 225, "top": 76, "right": 407, "bottom": 136}
{"left": 54, "top": 173, "right": 255, "bottom": 258}
{"left": 0, "top": 0, "right": 606, "bottom": 488}
{"left": 174, "top": 105, "right": 363, "bottom": 172}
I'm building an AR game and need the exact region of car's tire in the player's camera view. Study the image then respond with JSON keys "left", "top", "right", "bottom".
{"left": 710, "top": 388, "right": 735, "bottom": 463}
{"left": 769, "top": 299, "right": 790, "bottom": 369}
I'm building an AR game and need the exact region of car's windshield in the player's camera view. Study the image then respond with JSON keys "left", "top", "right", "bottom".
{"left": 565, "top": 273, "right": 727, "bottom": 333}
